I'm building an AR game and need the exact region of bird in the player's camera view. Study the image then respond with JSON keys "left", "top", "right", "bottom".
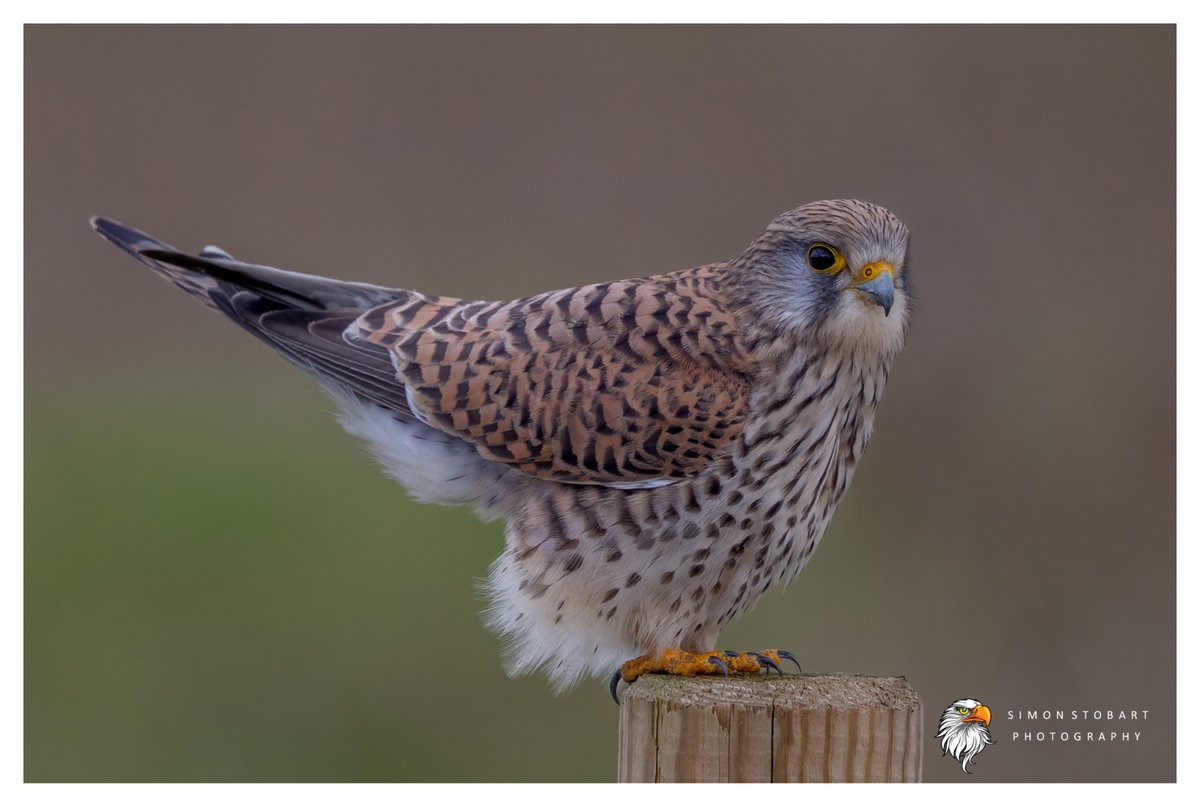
{"left": 90, "top": 199, "right": 911, "bottom": 697}
{"left": 936, "top": 698, "right": 994, "bottom": 773}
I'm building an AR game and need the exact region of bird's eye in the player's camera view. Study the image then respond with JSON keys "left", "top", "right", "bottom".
{"left": 957, "top": 707, "right": 970, "bottom": 714}
{"left": 806, "top": 243, "right": 844, "bottom": 273}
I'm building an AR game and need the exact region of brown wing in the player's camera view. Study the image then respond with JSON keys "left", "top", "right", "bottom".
{"left": 351, "top": 268, "right": 751, "bottom": 486}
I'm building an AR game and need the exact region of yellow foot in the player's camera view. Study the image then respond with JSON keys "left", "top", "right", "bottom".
{"left": 609, "top": 648, "right": 801, "bottom": 703}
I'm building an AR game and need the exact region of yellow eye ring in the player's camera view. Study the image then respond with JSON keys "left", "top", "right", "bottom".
{"left": 957, "top": 707, "right": 970, "bottom": 714}
{"left": 806, "top": 243, "right": 846, "bottom": 274}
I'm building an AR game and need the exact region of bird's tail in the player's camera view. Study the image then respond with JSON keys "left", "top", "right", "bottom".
{"left": 90, "top": 217, "right": 418, "bottom": 416}
{"left": 90, "top": 217, "right": 405, "bottom": 313}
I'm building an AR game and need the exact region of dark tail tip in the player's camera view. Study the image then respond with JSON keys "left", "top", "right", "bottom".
{"left": 90, "top": 216, "right": 175, "bottom": 258}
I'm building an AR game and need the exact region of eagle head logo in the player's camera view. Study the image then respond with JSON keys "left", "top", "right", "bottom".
{"left": 936, "top": 697, "right": 994, "bottom": 773}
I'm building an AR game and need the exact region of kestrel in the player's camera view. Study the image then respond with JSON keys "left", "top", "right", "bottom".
{"left": 92, "top": 200, "right": 910, "bottom": 697}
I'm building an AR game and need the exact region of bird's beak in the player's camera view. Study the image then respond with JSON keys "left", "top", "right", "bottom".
{"left": 963, "top": 704, "right": 992, "bottom": 727}
{"left": 854, "top": 262, "right": 895, "bottom": 316}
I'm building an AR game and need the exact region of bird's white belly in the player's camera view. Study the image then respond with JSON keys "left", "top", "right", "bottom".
{"left": 479, "top": 349, "right": 886, "bottom": 690}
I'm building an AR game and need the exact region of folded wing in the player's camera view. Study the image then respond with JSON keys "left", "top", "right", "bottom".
{"left": 93, "top": 218, "right": 752, "bottom": 488}
{"left": 352, "top": 273, "right": 751, "bottom": 487}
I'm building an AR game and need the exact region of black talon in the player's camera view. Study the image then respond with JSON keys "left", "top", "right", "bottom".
{"left": 778, "top": 651, "right": 803, "bottom": 672}
{"left": 708, "top": 656, "right": 730, "bottom": 676}
{"left": 723, "top": 650, "right": 740, "bottom": 658}
{"left": 610, "top": 670, "right": 623, "bottom": 704}
{"left": 755, "top": 654, "right": 783, "bottom": 674}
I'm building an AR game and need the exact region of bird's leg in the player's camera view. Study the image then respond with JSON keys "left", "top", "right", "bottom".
{"left": 610, "top": 648, "right": 802, "bottom": 702}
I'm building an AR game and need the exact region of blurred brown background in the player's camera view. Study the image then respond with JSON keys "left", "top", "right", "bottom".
{"left": 25, "top": 25, "right": 1174, "bottom": 782}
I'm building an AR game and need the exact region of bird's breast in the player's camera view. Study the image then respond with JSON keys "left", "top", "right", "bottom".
{"left": 701, "top": 348, "right": 889, "bottom": 622}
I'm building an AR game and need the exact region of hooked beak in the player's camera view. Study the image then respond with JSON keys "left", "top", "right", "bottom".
{"left": 854, "top": 262, "right": 895, "bottom": 316}
{"left": 963, "top": 704, "right": 992, "bottom": 727}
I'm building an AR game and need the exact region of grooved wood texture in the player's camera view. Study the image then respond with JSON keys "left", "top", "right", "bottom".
{"left": 617, "top": 674, "right": 923, "bottom": 783}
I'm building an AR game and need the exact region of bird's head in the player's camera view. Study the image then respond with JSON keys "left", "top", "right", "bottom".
{"left": 935, "top": 697, "right": 994, "bottom": 773}
{"left": 733, "top": 199, "right": 911, "bottom": 358}
{"left": 941, "top": 698, "right": 992, "bottom": 729}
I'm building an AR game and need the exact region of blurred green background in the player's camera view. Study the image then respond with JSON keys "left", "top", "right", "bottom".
{"left": 25, "top": 25, "right": 1174, "bottom": 782}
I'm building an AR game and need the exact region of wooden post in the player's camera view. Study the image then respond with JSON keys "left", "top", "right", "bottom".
{"left": 617, "top": 673, "right": 923, "bottom": 783}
